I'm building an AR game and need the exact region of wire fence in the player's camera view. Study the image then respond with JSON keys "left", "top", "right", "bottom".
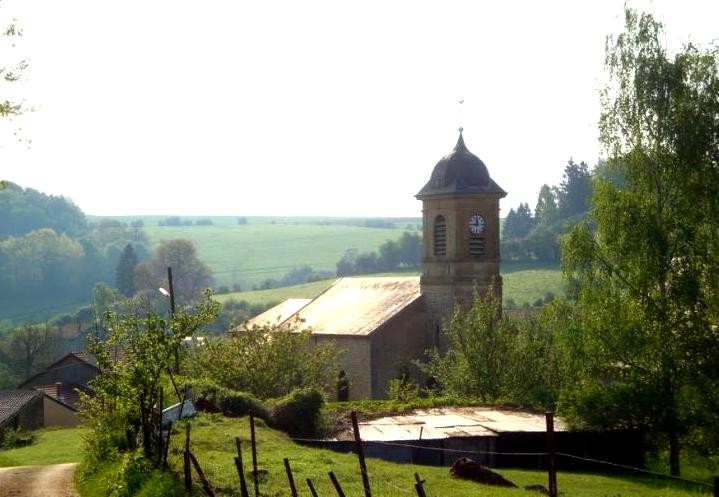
{"left": 289, "top": 435, "right": 717, "bottom": 492}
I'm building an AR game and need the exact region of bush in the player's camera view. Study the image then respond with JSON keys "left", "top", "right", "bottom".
{"left": 192, "top": 379, "right": 270, "bottom": 420}
{"left": 0, "top": 428, "right": 33, "bottom": 449}
{"left": 219, "top": 391, "right": 269, "bottom": 419}
{"left": 270, "top": 388, "right": 325, "bottom": 438}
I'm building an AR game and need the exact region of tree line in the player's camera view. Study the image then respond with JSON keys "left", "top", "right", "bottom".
{"left": 336, "top": 231, "right": 421, "bottom": 276}
{"left": 501, "top": 159, "right": 593, "bottom": 263}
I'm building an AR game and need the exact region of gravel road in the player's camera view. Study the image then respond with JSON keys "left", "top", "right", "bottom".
{"left": 0, "top": 463, "right": 78, "bottom": 497}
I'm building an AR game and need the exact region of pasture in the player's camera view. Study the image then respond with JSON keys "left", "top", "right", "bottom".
{"left": 217, "top": 262, "right": 564, "bottom": 309}
{"left": 137, "top": 218, "right": 418, "bottom": 289}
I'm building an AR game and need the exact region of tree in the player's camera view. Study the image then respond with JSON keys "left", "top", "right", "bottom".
{"left": 0, "top": 323, "right": 57, "bottom": 379}
{"left": 115, "top": 243, "right": 139, "bottom": 296}
{"left": 562, "top": 9, "right": 719, "bottom": 475}
{"left": 186, "top": 319, "right": 340, "bottom": 399}
{"left": 134, "top": 239, "right": 213, "bottom": 304}
{"left": 0, "top": 4, "right": 26, "bottom": 118}
{"left": 535, "top": 184, "right": 558, "bottom": 225}
{"left": 503, "top": 203, "right": 534, "bottom": 239}
{"left": 420, "top": 291, "right": 564, "bottom": 407}
{"left": 83, "top": 293, "right": 218, "bottom": 461}
{"left": 557, "top": 159, "right": 592, "bottom": 218}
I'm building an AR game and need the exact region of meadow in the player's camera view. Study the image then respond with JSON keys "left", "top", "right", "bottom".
{"left": 73, "top": 413, "right": 712, "bottom": 497}
{"left": 215, "top": 262, "right": 564, "bottom": 309}
{"left": 133, "top": 217, "right": 418, "bottom": 290}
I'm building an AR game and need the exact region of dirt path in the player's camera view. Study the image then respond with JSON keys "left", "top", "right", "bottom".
{"left": 0, "top": 463, "right": 78, "bottom": 497}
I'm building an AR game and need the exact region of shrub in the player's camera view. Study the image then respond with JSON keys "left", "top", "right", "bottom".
{"left": 191, "top": 378, "right": 270, "bottom": 420}
{"left": 0, "top": 428, "right": 33, "bottom": 449}
{"left": 219, "top": 391, "right": 269, "bottom": 419}
{"left": 387, "top": 377, "right": 420, "bottom": 403}
{"left": 270, "top": 388, "right": 325, "bottom": 438}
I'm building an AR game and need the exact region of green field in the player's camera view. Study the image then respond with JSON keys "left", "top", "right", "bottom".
{"left": 4, "top": 419, "right": 711, "bottom": 497}
{"left": 216, "top": 262, "right": 564, "bottom": 309}
{"left": 140, "top": 221, "right": 416, "bottom": 289}
{"left": 148, "top": 414, "right": 706, "bottom": 497}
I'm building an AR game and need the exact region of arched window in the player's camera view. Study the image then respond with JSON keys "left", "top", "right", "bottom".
{"left": 433, "top": 215, "right": 447, "bottom": 256}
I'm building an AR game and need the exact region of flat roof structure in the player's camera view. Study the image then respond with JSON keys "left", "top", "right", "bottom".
{"left": 336, "top": 407, "right": 567, "bottom": 442}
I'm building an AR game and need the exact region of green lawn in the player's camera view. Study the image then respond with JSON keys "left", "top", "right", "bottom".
{"left": 0, "top": 426, "right": 87, "bottom": 467}
{"left": 165, "top": 414, "right": 708, "bottom": 497}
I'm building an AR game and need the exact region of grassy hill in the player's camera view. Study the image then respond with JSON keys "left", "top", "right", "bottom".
{"left": 121, "top": 216, "right": 420, "bottom": 290}
{"left": 217, "top": 262, "right": 564, "bottom": 309}
{"left": 94, "top": 215, "right": 562, "bottom": 309}
{"left": 69, "top": 414, "right": 711, "bottom": 497}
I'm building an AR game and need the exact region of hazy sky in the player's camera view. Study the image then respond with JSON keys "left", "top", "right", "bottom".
{"left": 2, "top": 1, "right": 717, "bottom": 217}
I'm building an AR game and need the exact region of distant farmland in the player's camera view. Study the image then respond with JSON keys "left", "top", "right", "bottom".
{"left": 96, "top": 216, "right": 563, "bottom": 307}
{"left": 104, "top": 216, "right": 421, "bottom": 290}
{"left": 215, "top": 263, "right": 564, "bottom": 309}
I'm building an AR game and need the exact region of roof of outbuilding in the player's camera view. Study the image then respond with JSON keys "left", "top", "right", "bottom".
{"left": 416, "top": 131, "right": 506, "bottom": 198}
{"left": 336, "top": 407, "right": 567, "bottom": 441}
{"left": 242, "top": 277, "right": 422, "bottom": 337}
{"left": 0, "top": 390, "right": 43, "bottom": 426}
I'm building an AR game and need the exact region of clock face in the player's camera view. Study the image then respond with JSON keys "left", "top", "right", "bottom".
{"left": 468, "top": 214, "right": 485, "bottom": 234}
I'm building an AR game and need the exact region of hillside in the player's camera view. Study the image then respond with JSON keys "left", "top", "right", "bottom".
{"left": 117, "top": 216, "right": 421, "bottom": 290}
{"left": 217, "top": 262, "right": 564, "bottom": 309}
{"left": 69, "top": 413, "right": 708, "bottom": 497}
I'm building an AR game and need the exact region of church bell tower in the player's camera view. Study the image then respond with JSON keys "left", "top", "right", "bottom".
{"left": 416, "top": 129, "right": 506, "bottom": 333}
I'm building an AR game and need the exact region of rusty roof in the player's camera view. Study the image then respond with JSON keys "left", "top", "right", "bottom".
{"left": 295, "top": 276, "right": 421, "bottom": 336}
{"left": 337, "top": 407, "right": 567, "bottom": 441}
{"left": 238, "top": 277, "right": 422, "bottom": 337}
{"left": 246, "top": 298, "right": 312, "bottom": 327}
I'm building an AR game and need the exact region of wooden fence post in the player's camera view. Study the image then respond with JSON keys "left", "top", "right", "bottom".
{"left": 350, "top": 411, "right": 372, "bottom": 497}
{"left": 163, "top": 420, "right": 172, "bottom": 470}
{"left": 158, "top": 387, "right": 164, "bottom": 465}
{"left": 328, "top": 471, "right": 347, "bottom": 497}
{"left": 713, "top": 476, "right": 718, "bottom": 497}
{"left": 414, "top": 473, "right": 427, "bottom": 497}
{"left": 234, "top": 437, "right": 250, "bottom": 497}
{"left": 184, "top": 423, "right": 192, "bottom": 491}
{"left": 546, "top": 411, "right": 557, "bottom": 497}
{"left": 189, "top": 450, "right": 216, "bottom": 497}
{"left": 250, "top": 411, "right": 260, "bottom": 497}
{"left": 284, "top": 458, "right": 299, "bottom": 497}
{"left": 306, "top": 478, "right": 319, "bottom": 497}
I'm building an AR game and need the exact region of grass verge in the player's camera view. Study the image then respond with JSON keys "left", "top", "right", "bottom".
{"left": 0, "top": 426, "right": 88, "bottom": 467}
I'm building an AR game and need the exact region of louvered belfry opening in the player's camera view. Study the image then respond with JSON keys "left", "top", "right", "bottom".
{"left": 433, "top": 215, "right": 447, "bottom": 256}
{"left": 468, "top": 233, "right": 485, "bottom": 257}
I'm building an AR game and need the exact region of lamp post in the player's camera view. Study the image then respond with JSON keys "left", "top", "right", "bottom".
{"left": 159, "top": 267, "right": 179, "bottom": 372}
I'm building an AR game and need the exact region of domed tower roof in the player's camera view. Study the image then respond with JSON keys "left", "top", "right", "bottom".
{"left": 416, "top": 130, "right": 505, "bottom": 198}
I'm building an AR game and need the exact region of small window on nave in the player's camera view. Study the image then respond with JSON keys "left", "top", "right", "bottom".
{"left": 433, "top": 215, "right": 447, "bottom": 256}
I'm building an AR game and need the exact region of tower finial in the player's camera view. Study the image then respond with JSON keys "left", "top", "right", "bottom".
{"left": 459, "top": 126, "right": 464, "bottom": 134}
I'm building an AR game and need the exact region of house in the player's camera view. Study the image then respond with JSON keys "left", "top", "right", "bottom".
{"left": 17, "top": 352, "right": 100, "bottom": 409}
{"left": 246, "top": 130, "right": 506, "bottom": 400}
{"left": 0, "top": 389, "right": 80, "bottom": 433}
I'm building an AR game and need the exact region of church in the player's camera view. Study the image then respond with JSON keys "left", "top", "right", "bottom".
{"left": 249, "top": 130, "right": 506, "bottom": 399}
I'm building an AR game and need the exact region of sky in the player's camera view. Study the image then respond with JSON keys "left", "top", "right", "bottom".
{"left": 1, "top": 0, "right": 717, "bottom": 217}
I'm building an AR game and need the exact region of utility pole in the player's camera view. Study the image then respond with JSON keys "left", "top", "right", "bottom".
{"left": 167, "top": 267, "right": 179, "bottom": 372}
